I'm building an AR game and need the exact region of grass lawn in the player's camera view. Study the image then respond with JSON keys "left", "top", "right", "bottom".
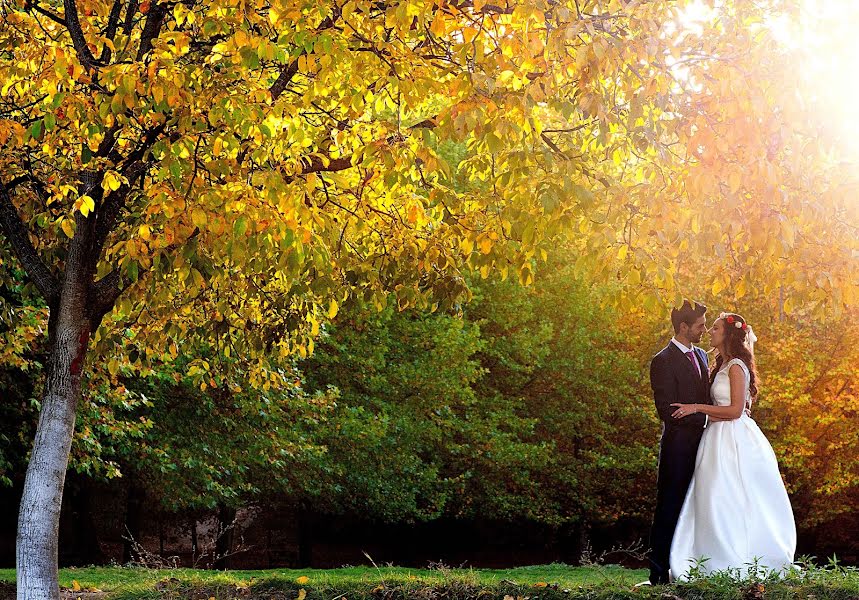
{"left": 0, "top": 564, "right": 644, "bottom": 593}
{"left": 1, "top": 563, "right": 857, "bottom": 599}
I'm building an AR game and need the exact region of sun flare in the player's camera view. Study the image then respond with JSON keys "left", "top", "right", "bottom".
{"left": 766, "top": 0, "right": 859, "bottom": 161}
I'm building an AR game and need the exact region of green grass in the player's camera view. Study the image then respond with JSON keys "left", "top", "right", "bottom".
{"left": 1, "top": 563, "right": 857, "bottom": 600}
{"left": 0, "top": 564, "right": 644, "bottom": 592}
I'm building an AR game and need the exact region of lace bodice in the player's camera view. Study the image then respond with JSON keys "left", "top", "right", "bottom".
{"left": 710, "top": 358, "right": 750, "bottom": 407}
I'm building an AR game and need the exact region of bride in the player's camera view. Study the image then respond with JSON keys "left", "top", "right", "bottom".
{"left": 668, "top": 312, "right": 796, "bottom": 580}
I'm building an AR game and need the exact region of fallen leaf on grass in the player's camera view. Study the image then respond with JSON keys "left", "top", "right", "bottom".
{"left": 296, "top": 576, "right": 310, "bottom": 584}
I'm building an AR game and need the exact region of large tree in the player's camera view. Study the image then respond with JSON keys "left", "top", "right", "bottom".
{"left": 1, "top": 0, "right": 857, "bottom": 597}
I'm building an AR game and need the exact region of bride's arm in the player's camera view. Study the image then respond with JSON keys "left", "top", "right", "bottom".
{"left": 670, "top": 364, "right": 746, "bottom": 420}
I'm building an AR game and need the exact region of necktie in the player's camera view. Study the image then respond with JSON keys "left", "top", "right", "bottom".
{"left": 686, "top": 350, "right": 701, "bottom": 378}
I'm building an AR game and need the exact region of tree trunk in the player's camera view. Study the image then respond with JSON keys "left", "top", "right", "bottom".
{"left": 16, "top": 205, "right": 99, "bottom": 600}
{"left": 297, "top": 505, "right": 312, "bottom": 568}
{"left": 190, "top": 517, "right": 198, "bottom": 567}
{"left": 16, "top": 295, "right": 91, "bottom": 600}
{"left": 65, "top": 476, "right": 105, "bottom": 566}
{"left": 122, "top": 481, "right": 145, "bottom": 564}
{"left": 214, "top": 505, "right": 236, "bottom": 570}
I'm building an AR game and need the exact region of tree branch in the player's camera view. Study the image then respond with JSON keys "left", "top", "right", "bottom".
{"left": 122, "top": 0, "right": 139, "bottom": 34}
{"left": 91, "top": 228, "right": 199, "bottom": 318}
{"left": 64, "top": 0, "right": 100, "bottom": 71}
{"left": 136, "top": 2, "right": 169, "bottom": 60}
{"left": 0, "top": 178, "right": 59, "bottom": 303}
{"left": 98, "top": 0, "right": 125, "bottom": 63}
{"left": 92, "top": 160, "right": 148, "bottom": 254}
{"left": 92, "top": 124, "right": 165, "bottom": 258}
{"left": 269, "top": 61, "right": 299, "bottom": 101}
{"left": 23, "top": 0, "right": 67, "bottom": 26}
{"left": 283, "top": 155, "right": 353, "bottom": 184}
{"left": 540, "top": 132, "right": 570, "bottom": 160}
{"left": 269, "top": 8, "right": 341, "bottom": 100}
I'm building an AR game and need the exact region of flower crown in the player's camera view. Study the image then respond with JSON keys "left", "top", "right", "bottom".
{"left": 724, "top": 315, "right": 748, "bottom": 331}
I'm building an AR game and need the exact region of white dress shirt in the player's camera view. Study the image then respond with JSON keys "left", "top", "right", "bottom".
{"left": 671, "top": 338, "right": 708, "bottom": 428}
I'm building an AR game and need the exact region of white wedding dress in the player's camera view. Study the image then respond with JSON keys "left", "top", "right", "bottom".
{"left": 670, "top": 358, "right": 796, "bottom": 580}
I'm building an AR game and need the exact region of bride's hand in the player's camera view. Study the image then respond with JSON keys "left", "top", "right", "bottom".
{"left": 670, "top": 403, "right": 698, "bottom": 418}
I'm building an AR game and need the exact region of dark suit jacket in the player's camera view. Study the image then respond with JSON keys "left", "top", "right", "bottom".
{"left": 647, "top": 341, "right": 712, "bottom": 583}
{"left": 649, "top": 342, "right": 712, "bottom": 482}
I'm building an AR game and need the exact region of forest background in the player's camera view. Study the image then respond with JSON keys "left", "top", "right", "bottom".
{"left": 1, "top": 231, "right": 856, "bottom": 568}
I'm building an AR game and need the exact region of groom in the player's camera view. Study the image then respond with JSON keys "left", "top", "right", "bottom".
{"left": 647, "top": 299, "right": 712, "bottom": 584}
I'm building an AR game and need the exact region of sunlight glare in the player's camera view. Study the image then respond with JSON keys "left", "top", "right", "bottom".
{"left": 767, "top": 0, "right": 859, "bottom": 160}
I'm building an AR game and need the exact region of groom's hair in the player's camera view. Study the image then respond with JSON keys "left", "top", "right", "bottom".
{"left": 671, "top": 299, "right": 707, "bottom": 333}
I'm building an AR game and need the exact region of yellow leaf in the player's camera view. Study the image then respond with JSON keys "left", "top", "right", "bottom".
{"left": 691, "top": 214, "right": 701, "bottom": 234}
{"left": 61, "top": 218, "right": 76, "bottom": 238}
{"left": 104, "top": 171, "right": 121, "bottom": 192}
{"left": 192, "top": 208, "right": 207, "bottom": 228}
{"left": 478, "top": 236, "right": 493, "bottom": 255}
{"left": 327, "top": 299, "right": 339, "bottom": 319}
{"left": 782, "top": 294, "right": 795, "bottom": 315}
{"left": 534, "top": 582, "right": 548, "bottom": 588}
{"left": 296, "top": 576, "right": 309, "bottom": 584}
{"left": 72, "top": 581, "right": 81, "bottom": 592}
{"left": 430, "top": 12, "right": 446, "bottom": 37}
{"left": 518, "top": 266, "right": 533, "bottom": 286}
{"left": 79, "top": 195, "right": 95, "bottom": 217}
{"left": 712, "top": 277, "right": 726, "bottom": 296}
{"left": 297, "top": 589, "right": 307, "bottom": 600}
{"left": 139, "top": 224, "right": 152, "bottom": 240}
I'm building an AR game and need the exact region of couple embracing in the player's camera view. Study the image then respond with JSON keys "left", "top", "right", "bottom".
{"left": 647, "top": 300, "right": 796, "bottom": 584}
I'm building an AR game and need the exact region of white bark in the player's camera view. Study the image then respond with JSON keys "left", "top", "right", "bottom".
{"left": 17, "top": 277, "right": 90, "bottom": 600}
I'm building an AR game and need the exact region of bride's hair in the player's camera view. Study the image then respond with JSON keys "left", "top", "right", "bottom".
{"left": 709, "top": 312, "right": 759, "bottom": 399}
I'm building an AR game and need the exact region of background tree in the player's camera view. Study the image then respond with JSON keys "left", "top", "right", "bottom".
{"left": 462, "top": 255, "right": 656, "bottom": 538}
{"left": 754, "top": 312, "right": 859, "bottom": 556}
{"left": 302, "top": 299, "right": 542, "bottom": 525}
